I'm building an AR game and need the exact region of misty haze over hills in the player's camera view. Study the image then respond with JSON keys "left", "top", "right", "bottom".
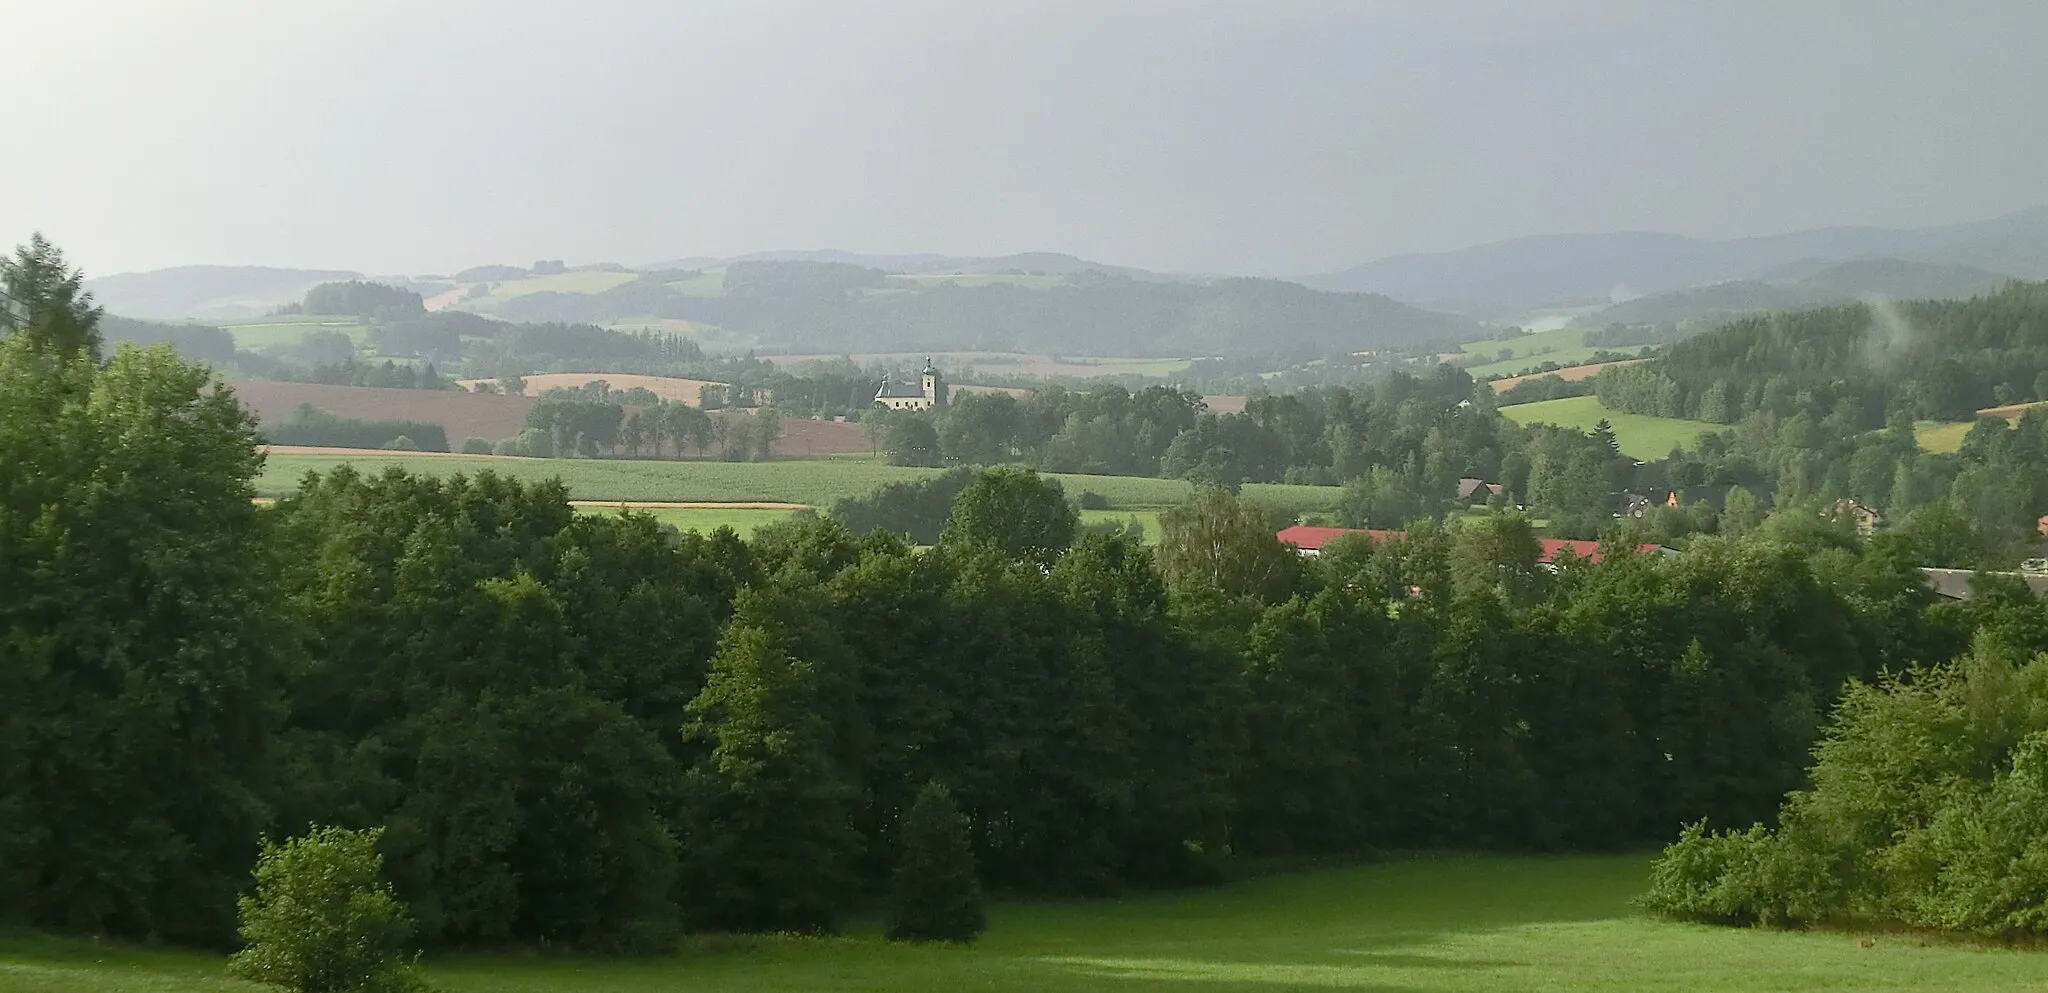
{"left": 83, "top": 205, "right": 2048, "bottom": 355}
{"left": 1302, "top": 205, "right": 2048, "bottom": 316}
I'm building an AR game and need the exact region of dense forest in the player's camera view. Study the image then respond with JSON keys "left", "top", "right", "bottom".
{"left": 13, "top": 235, "right": 2048, "bottom": 952}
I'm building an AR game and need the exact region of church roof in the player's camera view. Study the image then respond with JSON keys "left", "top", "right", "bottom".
{"left": 876, "top": 380, "right": 928, "bottom": 399}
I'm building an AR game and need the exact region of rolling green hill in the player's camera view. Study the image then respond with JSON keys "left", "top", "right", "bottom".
{"left": 1498, "top": 395, "right": 1722, "bottom": 459}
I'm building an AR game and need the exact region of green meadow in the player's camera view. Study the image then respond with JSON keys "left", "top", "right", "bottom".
{"left": 1498, "top": 394, "right": 1723, "bottom": 460}
{"left": 7, "top": 855, "right": 2044, "bottom": 993}
{"left": 471, "top": 270, "right": 641, "bottom": 302}
{"left": 216, "top": 315, "right": 372, "bottom": 350}
{"left": 1459, "top": 327, "right": 1623, "bottom": 378}
{"left": 259, "top": 452, "right": 1344, "bottom": 517}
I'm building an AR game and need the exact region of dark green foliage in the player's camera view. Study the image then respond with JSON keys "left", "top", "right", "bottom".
{"left": 1640, "top": 638, "right": 2048, "bottom": 937}
{"left": 227, "top": 827, "right": 424, "bottom": 993}
{"left": 679, "top": 590, "right": 860, "bottom": 934}
{"left": 302, "top": 281, "right": 425, "bottom": 319}
{"left": 940, "top": 467, "right": 1079, "bottom": 565}
{"left": 265, "top": 403, "right": 451, "bottom": 452}
{"left": 0, "top": 337, "right": 283, "bottom": 944}
{"left": 0, "top": 233, "right": 103, "bottom": 358}
{"left": 884, "top": 782, "right": 986, "bottom": 944}
{"left": 100, "top": 314, "right": 237, "bottom": 366}
{"left": 827, "top": 467, "right": 977, "bottom": 543}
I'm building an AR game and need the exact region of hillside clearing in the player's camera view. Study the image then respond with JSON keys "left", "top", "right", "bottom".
{"left": 1488, "top": 359, "right": 1648, "bottom": 393}
{"left": 7, "top": 854, "right": 2044, "bottom": 993}
{"left": 1915, "top": 399, "right": 2048, "bottom": 452}
{"left": 1458, "top": 327, "right": 1615, "bottom": 378}
{"left": 1498, "top": 395, "right": 1723, "bottom": 459}
{"left": 254, "top": 452, "right": 1345, "bottom": 516}
{"left": 215, "top": 316, "right": 372, "bottom": 350}
{"left": 464, "top": 270, "right": 639, "bottom": 304}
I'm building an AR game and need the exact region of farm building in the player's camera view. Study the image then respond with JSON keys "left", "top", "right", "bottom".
{"left": 1276, "top": 525, "right": 1671, "bottom": 569}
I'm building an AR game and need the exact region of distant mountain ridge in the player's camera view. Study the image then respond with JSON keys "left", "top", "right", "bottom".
{"left": 637, "top": 249, "right": 1193, "bottom": 282}
{"left": 86, "top": 265, "right": 366, "bottom": 320}
{"left": 1304, "top": 205, "right": 2048, "bottom": 315}
{"left": 1574, "top": 258, "right": 2019, "bottom": 328}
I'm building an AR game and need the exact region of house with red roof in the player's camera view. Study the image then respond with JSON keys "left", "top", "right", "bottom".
{"left": 1276, "top": 525, "right": 1670, "bottom": 567}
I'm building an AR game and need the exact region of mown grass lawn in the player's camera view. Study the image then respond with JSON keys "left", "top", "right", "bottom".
{"left": 1498, "top": 395, "right": 1723, "bottom": 460}
{"left": 8, "top": 855, "right": 2045, "bottom": 993}
{"left": 572, "top": 504, "right": 799, "bottom": 535}
{"left": 257, "top": 453, "right": 1345, "bottom": 518}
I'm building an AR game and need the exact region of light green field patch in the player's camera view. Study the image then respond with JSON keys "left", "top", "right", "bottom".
{"left": 1499, "top": 395, "right": 1723, "bottom": 460}
{"left": 1459, "top": 327, "right": 1622, "bottom": 378}
{"left": 216, "top": 316, "right": 371, "bottom": 350}
{"left": 668, "top": 269, "right": 727, "bottom": 298}
{"left": 572, "top": 504, "right": 797, "bottom": 535}
{"left": 256, "top": 454, "right": 1344, "bottom": 518}
{"left": 887, "top": 273, "right": 1066, "bottom": 289}
{"left": 1916, "top": 420, "right": 1974, "bottom": 454}
{"left": 472, "top": 270, "right": 640, "bottom": 302}
{"left": 10, "top": 855, "right": 2046, "bottom": 993}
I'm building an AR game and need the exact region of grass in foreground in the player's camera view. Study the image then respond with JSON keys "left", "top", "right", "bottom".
{"left": 258, "top": 454, "right": 1344, "bottom": 517}
{"left": 8, "top": 855, "right": 2046, "bottom": 993}
{"left": 1499, "top": 394, "right": 1723, "bottom": 460}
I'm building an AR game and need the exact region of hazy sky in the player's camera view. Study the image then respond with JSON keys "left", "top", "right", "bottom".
{"left": 5, "top": 0, "right": 2045, "bottom": 277}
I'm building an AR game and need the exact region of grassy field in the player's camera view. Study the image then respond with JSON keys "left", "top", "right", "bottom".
{"left": 471, "top": 270, "right": 640, "bottom": 303}
{"left": 257, "top": 453, "right": 1345, "bottom": 517}
{"left": 1460, "top": 327, "right": 1612, "bottom": 378}
{"left": 1916, "top": 400, "right": 2048, "bottom": 453}
{"left": 1498, "top": 395, "right": 1723, "bottom": 460}
{"left": 215, "top": 315, "right": 371, "bottom": 350}
{"left": 669, "top": 270, "right": 728, "bottom": 297}
{"left": 9, "top": 854, "right": 2046, "bottom": 993}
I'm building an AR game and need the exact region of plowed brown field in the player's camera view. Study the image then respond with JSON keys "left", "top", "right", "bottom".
{"left": 232, "top": 381, "right": 537, "bottom": 442}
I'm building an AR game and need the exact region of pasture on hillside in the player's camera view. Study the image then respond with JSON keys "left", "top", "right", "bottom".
{"left": 1498, "top": 395, "right": 1723, "bottom": 460}
{"left": 7, "top": 855, "right": 2045, "bottom": 993}
{"left": 1487, "top": 359, "right": 1648, "bottom": 393}
{"left": 1459, "top": 327, "right": 1612, "bottom": 378}
{"left": 464, "top": 270, "right": 640, "bottom": 305}
{"left": 256, "top": 451, "right": 1345, "bottom": 517}
{"left": 1916, "top": 399, "right": 2048, "bottom": 453}
{"left": 215, "top": 315, "right": 372, "bottom": 350}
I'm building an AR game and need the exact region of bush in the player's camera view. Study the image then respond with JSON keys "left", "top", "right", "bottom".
{"left": 885, "top": 781, "right": 986, "bottom": 944}
{"left": 460, "top": 437, "right": 492, "bottom": 455}
{"left": 381, "top": 435, "right": 419, "bottom": 452}
{"left": 1077, "top": 490, "right": 1110, "bottom": 511}
{"left": 228, "top": 826, "right": 424, "bottom": 993}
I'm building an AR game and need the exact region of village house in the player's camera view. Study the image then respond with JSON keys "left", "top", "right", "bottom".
{"left": 1275, "top": 525, "right": 1672, "bottom": 570}
{"left": 874, "top": 357, "right": 947, "bottom": 412}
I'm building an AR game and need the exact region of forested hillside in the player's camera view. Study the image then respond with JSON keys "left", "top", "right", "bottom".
{"left": 492, "top": 263, "right": 1476, "bottom": 357}
{"left": 1596, "top": 281, "right": 2048, "bottom": 425}
{"left": 1575, "top": 258, "right": 2014, "bottom": 330}
{"left": 14, "top": 240, "right": 2048, "bottom": 960}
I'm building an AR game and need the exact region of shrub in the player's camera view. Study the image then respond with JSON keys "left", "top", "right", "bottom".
{"left": 228, "top": 826, "right": 425, "bottom": 993}
{"left": 460, "top": 437, "right": 492, "bottom": 455}
{"left": 885, "top": 781, "right": 986, "bottom": 944}
{"left": 381, "top": 435, "right": 419, "bottom": 452}
{"left": 1077, "top": 490, "right": 1110, "bottom": 511}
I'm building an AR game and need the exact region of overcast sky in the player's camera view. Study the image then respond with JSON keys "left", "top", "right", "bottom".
{"left": 4, "top": 0, "right": 2044, "bottom": 278}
